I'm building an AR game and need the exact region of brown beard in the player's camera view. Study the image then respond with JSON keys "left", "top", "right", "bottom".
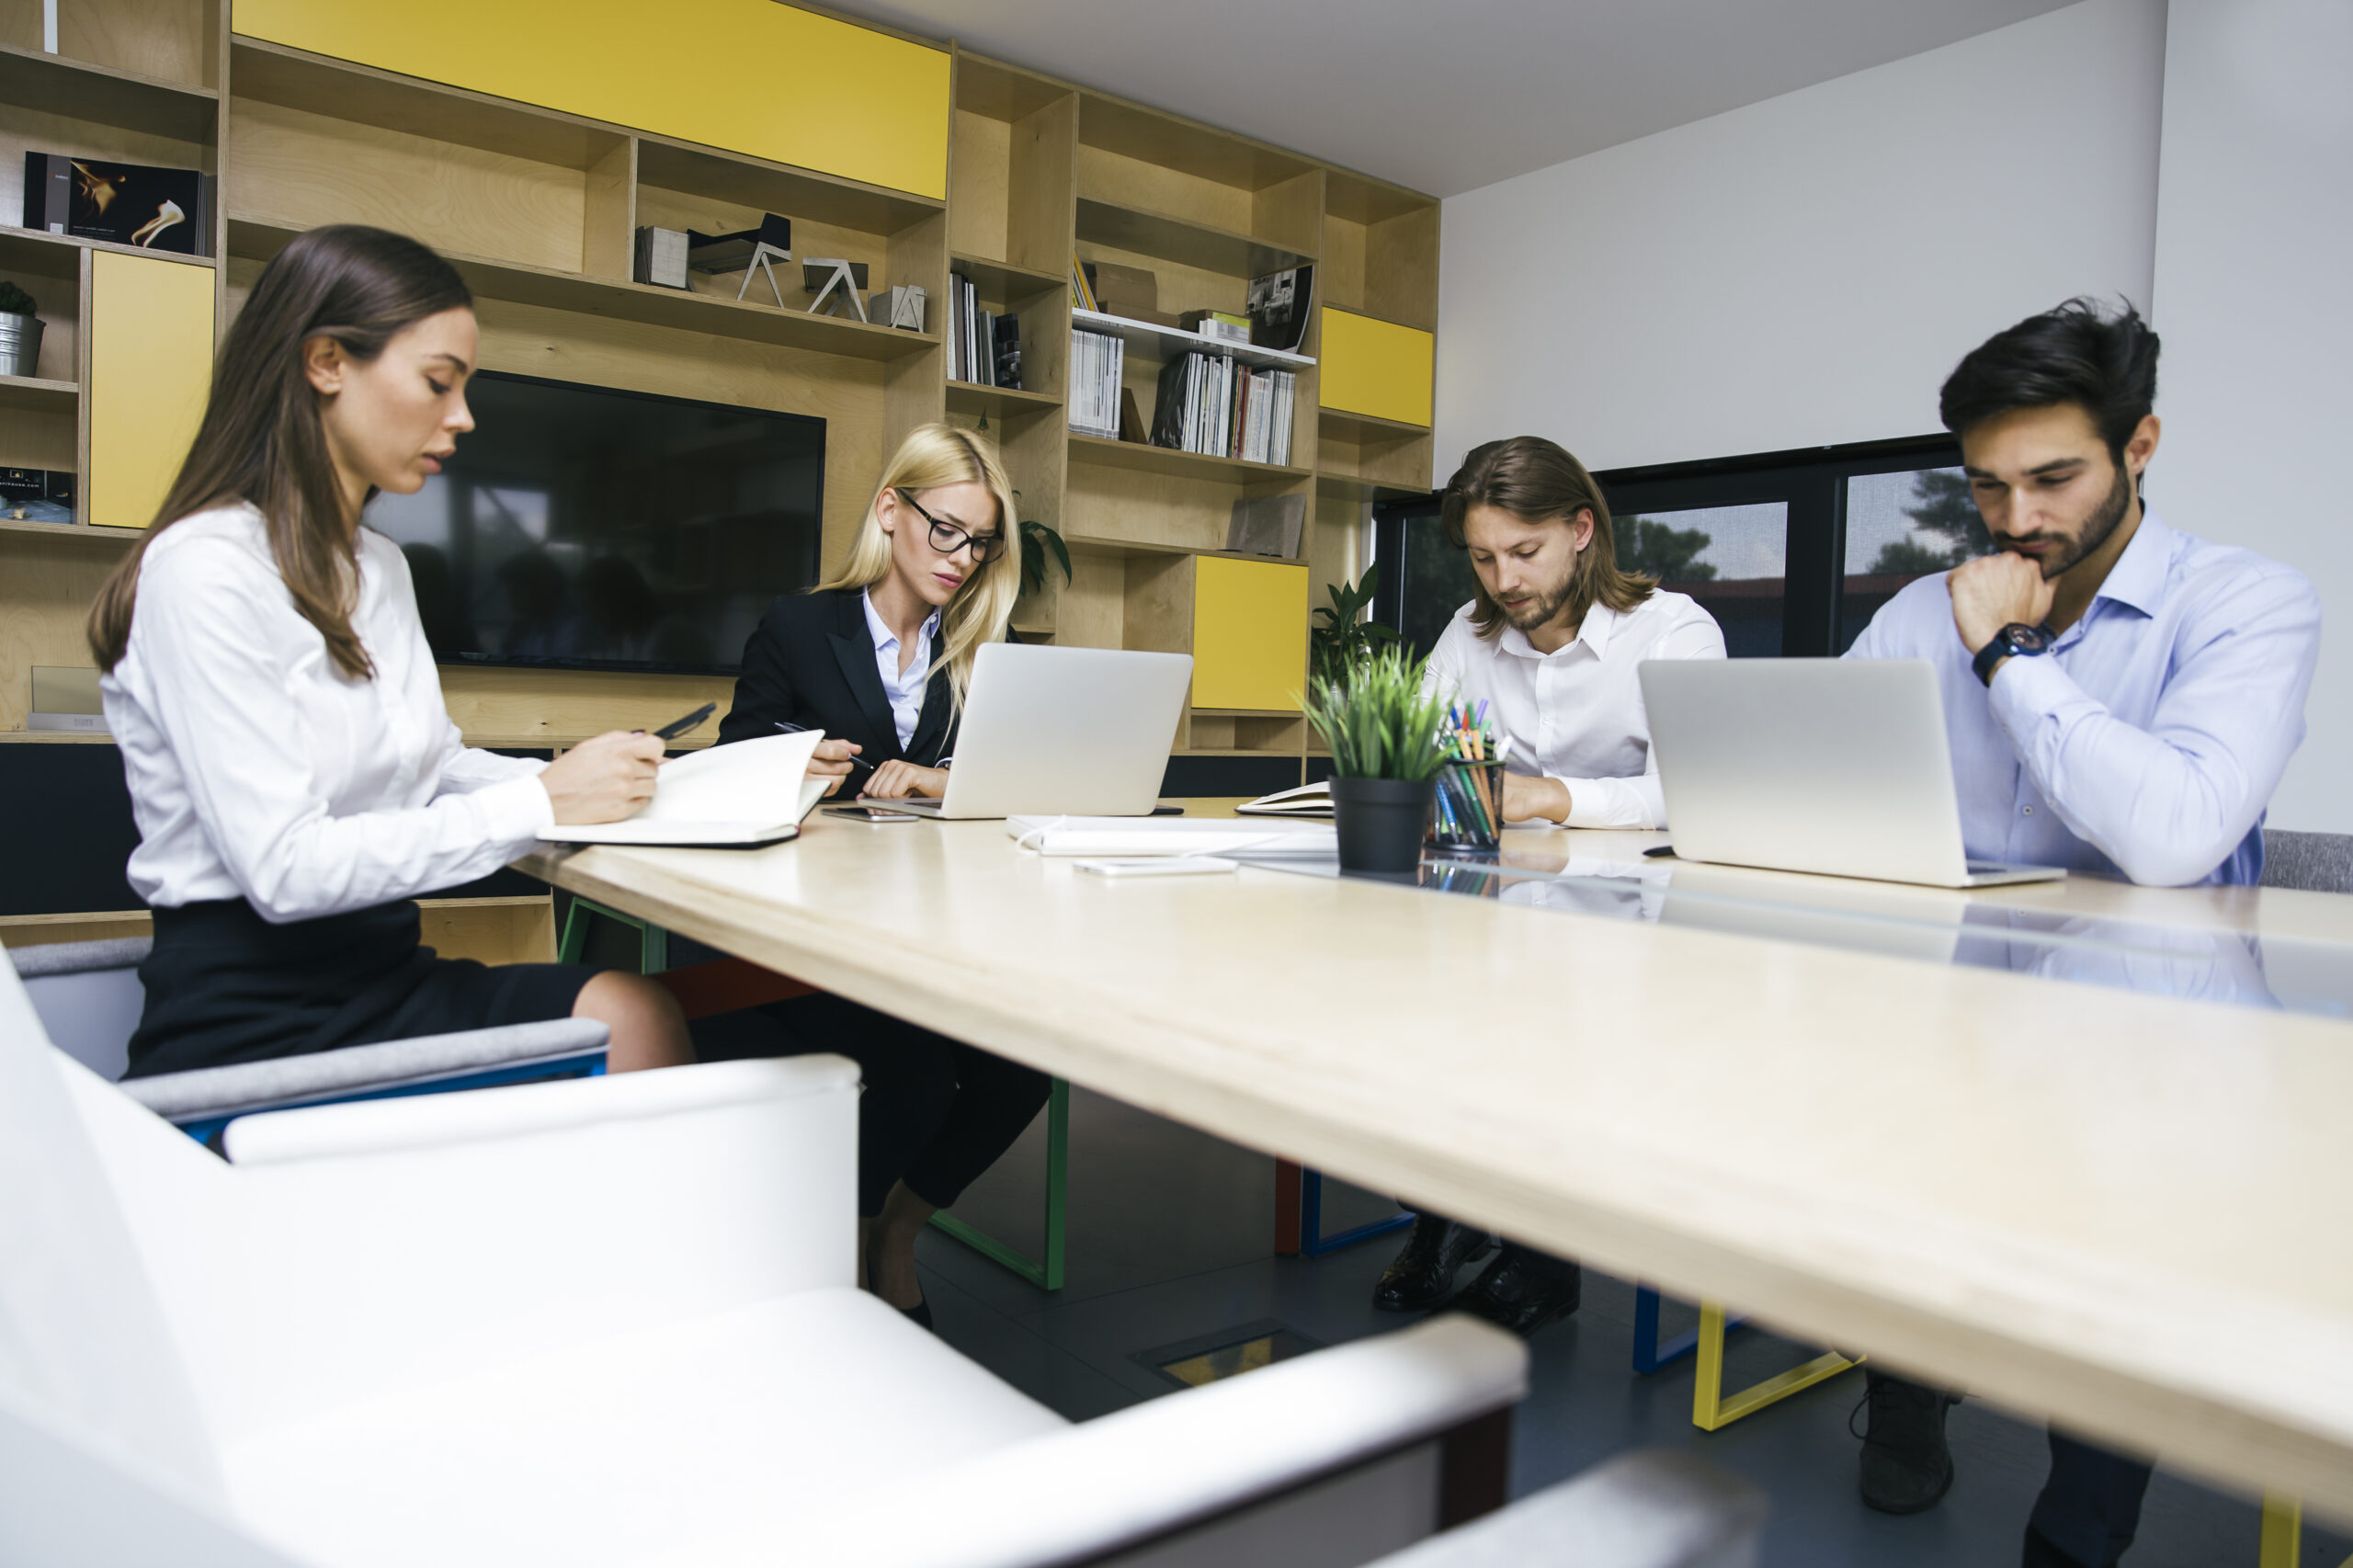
{"left": 2027, "top": 465, "right": 2134, "bottom": 580}
{"left": 1499, "top": 557, "right": 1581, "bottom": 632}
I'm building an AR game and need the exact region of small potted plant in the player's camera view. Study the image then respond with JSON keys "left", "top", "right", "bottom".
{"left": 1305, "top": 643, "right": 1451, "bottom": 875}
{"left": 0, "top": 282, "right": 42, "bottom": 379}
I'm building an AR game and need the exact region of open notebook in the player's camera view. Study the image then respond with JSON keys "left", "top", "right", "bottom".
{"left": 540, "top": 731, "right": 830, "bottom": 847}
{"left": 1235, "top": 780, "right": 1332, "bottom": 817}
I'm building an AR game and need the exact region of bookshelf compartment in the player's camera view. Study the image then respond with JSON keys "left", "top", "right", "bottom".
{"left": 0, "top": 244, "right": 79, "bottom": 385}
{"left": 0, "top": 40, "right": 218, "bottom": 141}
{"left": 1068, "top": 432, "right": 1309, "bottom": 485}
{"left": 1075, "top": 197, "right": 1310, "bottom": 281}
{"left": 1188, "top": 710, "right": 1307, "bottom": 756}
{"left": 0, "top": 530, "right": 120, "bottom": 733}
{"left": 224, "top": 214, "right": 937, "bottom": 364}
{"left": 1320, "top": 173, "right": 1439, "bottom": 332}
{"left": 227, "top": 92, "right": 620, "bottom": 278}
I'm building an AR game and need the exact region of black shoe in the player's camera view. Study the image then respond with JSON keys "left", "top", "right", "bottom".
{"left": 1449, "top": 1245, "right": 1582, "bottom": 1336}
{"left": 1372, "top": 1215, "right": 1492, "bottom": 1312}
{"left": 2021, "top": 1526, "right": 2087, "bottom": 1568}
{"left": 1855, "top": 1371, "right": 1959, "bottom": 1514}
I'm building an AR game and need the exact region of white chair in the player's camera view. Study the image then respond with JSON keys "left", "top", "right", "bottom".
{"left": 0, "top": 952, "right": 1530, "bottom": 1568}
{"left": 1364, "top": 1449, "right": 1768, "bottom": 1568}
{"left": 13, "top": 935, "right": 610, "bottom": 1143}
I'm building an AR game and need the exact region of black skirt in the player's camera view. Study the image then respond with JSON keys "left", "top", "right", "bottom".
{"left": 126, "top": 898, "right": 597, "bottom": 1080}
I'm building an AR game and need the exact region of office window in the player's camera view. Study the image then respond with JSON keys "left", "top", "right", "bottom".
{"left": 1616, "top": 502, "right": 1788, "bottom": 658}
{"left": 1838, "top": 466, "right": 1985, "bottom": 650}
{"left": 1382, "top": 499, "right": 1482, "bottom": 659}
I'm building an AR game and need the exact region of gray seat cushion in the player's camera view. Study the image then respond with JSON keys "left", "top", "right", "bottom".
{"left": 2262, "top": 830, "right": 2353, "bottom": 893}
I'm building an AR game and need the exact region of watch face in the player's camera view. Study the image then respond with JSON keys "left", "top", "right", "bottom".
{"left": 2006, "top": 622, "right": 2054, "bottom": 653}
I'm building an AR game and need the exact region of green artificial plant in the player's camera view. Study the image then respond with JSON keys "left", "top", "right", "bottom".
{"left": 1310, "top": 564, "right": 1399, "bottom": 689}
{"left": 1304, "top": 643, "right": 1451, "bottom": 782}
{"left": 1019, "top": 517, "right": 1071, "bottom": 597}
{"left": 0, "top": 282, "right": 36, "bottom": 317}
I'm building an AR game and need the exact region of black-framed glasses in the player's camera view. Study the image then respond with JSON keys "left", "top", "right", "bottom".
{"left": 898, "top": 488, "right": 1006, "bottom": 564}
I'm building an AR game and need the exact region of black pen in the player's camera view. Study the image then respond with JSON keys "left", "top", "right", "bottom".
{"left": 646, "top": 701, "right": 715, "bottom": 742}
{"left": 775, "top": 719, "right": 874, "bottom": 773}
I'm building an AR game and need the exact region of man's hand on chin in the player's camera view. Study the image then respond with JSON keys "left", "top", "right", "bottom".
{"left": 1948, "top": 551, "right": 2055, "bottom": 655}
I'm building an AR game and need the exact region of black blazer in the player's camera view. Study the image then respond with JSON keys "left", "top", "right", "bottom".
{"left": 716, "top": 589, "right": 957, "bottom": 767}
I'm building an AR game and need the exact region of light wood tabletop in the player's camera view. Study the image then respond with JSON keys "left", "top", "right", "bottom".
{"left": 516, "top": 804, "right": 2353, "bottom": 1520}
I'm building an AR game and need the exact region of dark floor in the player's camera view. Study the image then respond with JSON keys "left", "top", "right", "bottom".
{"left": 920, "top": 1084, "right": 2347, "bottom": 1568}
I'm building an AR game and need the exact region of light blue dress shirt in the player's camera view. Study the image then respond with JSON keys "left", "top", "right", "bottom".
{"left": 862, "top": 590, "right": 941, "bottom": 750}
{"left": 1844, "top": 509, "right": 2320, "bottom": 886}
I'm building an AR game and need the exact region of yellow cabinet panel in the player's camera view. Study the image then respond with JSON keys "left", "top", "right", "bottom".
{"left": 1191, "top": 555, "right": 1309, "bottom": 712}
{"left": 1318, "top": 309, "right": 1434, "bottom": 427}
{"left": 235, "top": 0, "right": 951, "bottom": 200}
{"left": 89, "top": 252, "right": 216, "bottom": 531}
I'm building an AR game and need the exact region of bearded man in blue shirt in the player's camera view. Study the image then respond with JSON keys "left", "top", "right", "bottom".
{"left": 1844, "top": 299, "right": 2321, "bottom": 1567}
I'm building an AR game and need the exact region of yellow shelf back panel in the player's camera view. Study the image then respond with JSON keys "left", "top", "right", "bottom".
{"left": 89, "top": 253, "right": 216, "bottom": 531}
{"left": 1319, "top": 308, "right": 1434, "bottom": 428}
{"left": 234, "top": 0, "right": 950, "bottom": 200}
{"left": 1192, "top": 556, "right": 1310, "bottom": 712}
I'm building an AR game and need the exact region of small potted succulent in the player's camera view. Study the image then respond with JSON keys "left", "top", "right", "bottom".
{"left": 1305, "top": 643, "right": 1451, "bottom": 875}
{"left": 0, "top": 282, "right": 42, "bottom": 379}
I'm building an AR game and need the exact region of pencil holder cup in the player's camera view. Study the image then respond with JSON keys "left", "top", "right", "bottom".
{"left": 1330, "top": 776, "right": 1436, "bottom": 875}
{"left": 1430, "top": 759, "right": 1506, "bottom": 851}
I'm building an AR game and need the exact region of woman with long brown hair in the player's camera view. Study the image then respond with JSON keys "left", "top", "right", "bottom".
{"left": 90, "top": 224, "right": 691, "bottom": 1078}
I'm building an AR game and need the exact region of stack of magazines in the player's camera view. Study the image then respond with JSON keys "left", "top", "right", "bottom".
{"left": 1149, "top": 353, "right": 1295, "bottom": 465}
{"left": 1069, "top": 328, "right": 1124, "bottom": 437}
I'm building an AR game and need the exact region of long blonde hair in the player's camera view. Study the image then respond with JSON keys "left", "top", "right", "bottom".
{"left": 814, "top": 423, "right": 1020, "bottom": 710}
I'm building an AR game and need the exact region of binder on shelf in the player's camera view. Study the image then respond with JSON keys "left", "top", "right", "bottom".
{"left": 633, "top": 226, "right": 689, "bottom": 290}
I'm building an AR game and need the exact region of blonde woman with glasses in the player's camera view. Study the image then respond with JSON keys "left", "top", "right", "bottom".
{"left": 713, "top": 424, "right": 1043, "bottom": 1327}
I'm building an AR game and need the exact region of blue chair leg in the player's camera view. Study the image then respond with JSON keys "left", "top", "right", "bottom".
{"left": 1633, "top": 1284, "right": 1743, "bottom": 1374}
{"left": 1299, "top": 1169, "right": 1416, "bottom": 1258}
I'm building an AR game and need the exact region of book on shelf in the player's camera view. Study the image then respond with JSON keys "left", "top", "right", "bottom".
{"left": 1070, "top": 252, "right": 1099, "bottom": 313}
{"left": 994, "top": 312, "right": 1022, "bottom": 392}
{"left": 1149, "top": 351, "right": 1295, "bottom": 465}
{"left": 1182, "top": 310, "right": 1252, "bottom": 346}
{"left": 1247, "top": 264, "right": 1315, "bottom": 354}
{"left": 1227, "top": 494, "right": 1306, "bottom": 559}
{"left": 23, "top": 153, "right": 211, "bottom": 256}
{"left": 1069, "top": 328, "right": 1124, "bottom": 438}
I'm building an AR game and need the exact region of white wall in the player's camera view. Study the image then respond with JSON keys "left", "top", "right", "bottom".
{"left": 2149, "top": 0, "right": 2351, "bottom": 833}
{"left": 1434, "top": 0, "right": 2167, "bottom": 476}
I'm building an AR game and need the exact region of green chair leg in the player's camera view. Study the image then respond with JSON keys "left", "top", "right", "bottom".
{"left": 560, "top": 897, "right": 669, "bottom": 973}
{"left": 928, "top": 1075, "right": 1068, "bottom": 1290}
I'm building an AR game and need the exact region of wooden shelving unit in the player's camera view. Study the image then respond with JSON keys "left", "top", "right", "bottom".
{"left": 2, "top": 1, "right": 1439, "bottom": 948}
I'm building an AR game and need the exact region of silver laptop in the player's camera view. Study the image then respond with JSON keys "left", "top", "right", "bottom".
{"left": 869, "top": 642, "right": 1192, "bottom": 819}
{"left": 1640, "top": 659, "right": 2063, "bottom": 888}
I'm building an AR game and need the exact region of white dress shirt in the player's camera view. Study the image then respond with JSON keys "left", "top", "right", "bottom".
{"left": 1844, "top": 509, "right": 2320, "bottom": 886}
{"left": 101, "top": 505, "right": 556, "bottom": 924}
{"left": 862, "top": 590, "right": 940, "bottom": 749}
{"left": 1421, "top": 590, "right": 1727, "bottom": 828}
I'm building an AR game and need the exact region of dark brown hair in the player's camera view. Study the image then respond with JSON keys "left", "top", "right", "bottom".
{"left": 1940, "top": 296, "right": 2159, "bottom": 462}
{"left": 87, "top": 224, "right": 472, "bottom": 679}
{"left": 1440, "top": 436, "right": 1654, "bottom": 641}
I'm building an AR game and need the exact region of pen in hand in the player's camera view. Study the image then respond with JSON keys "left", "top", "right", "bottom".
{"left": 642, "top": 702, "right": 715, "bottom": 742}
{"left": 776, "top": 719, "right": 874, "bottom": 773}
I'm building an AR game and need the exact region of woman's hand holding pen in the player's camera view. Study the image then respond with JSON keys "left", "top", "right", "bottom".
{"left": 808, "top": 737, "right": 865, "bottom": 797}
{"left": 540, "top": 730, "right": 665, "bottom": 824}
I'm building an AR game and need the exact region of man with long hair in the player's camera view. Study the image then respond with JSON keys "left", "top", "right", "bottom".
{"left": 1370, "top": 435, "right": 1726, "bottom": 1333}
{"left": 1844, "top": 300, "right": 2320, "bottom": 1564}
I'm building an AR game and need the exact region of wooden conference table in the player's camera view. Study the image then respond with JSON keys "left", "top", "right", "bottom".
{"left": 517, "top": 805, "right": 2353, "bottom": 1521}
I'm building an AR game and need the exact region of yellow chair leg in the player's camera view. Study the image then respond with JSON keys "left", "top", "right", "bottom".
{"left": 2259, "top": 1494, "right": 2300, "bottom": 1568}
{"left": 1690, "top": 1300, "right": 1861, "bottom": 1432}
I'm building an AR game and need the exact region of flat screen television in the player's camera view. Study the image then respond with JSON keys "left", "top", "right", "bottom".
{"left": 366, "top": 370, "right": 824, "bottom": 675}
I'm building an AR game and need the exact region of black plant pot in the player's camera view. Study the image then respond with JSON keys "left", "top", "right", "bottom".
{"left": 1329, "top": 776, "right": 1436, "bottom": 875}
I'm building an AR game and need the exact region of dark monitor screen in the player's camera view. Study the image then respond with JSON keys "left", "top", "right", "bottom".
{"left": 366, "top": 370, "right": 824, "bottom": 675}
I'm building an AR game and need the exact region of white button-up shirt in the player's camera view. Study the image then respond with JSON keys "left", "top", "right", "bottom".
{"left": 1845, "top": 509, "right": 2320, "bottom": 886}
{"left": 1421, "top": 589, "right": 1727, "bottom": 828}
{"left": 101, "top": 505, "right": 555, "bottom": 924}
{"left": 862, "top": 590, "right": 940, "bottom": 749}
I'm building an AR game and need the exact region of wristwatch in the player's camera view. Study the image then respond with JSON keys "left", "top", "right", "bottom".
{"left": 1972, "top": 621, "right": 2056, "bottom": 687}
